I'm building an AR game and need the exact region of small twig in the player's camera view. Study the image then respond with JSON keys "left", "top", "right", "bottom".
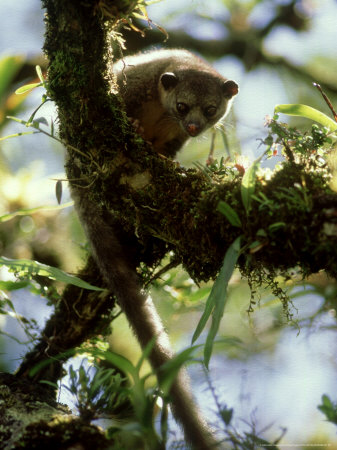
{"left": 48, "top": 132, "right": 102, "bottom": 171}
{"left": 144, "top": 260, "right": 179, "bottom": 287}
{"left": 313, "top": 82, "right": 337, "bottom": 122}
{"left": 6, "top": 115, "right": 102, "bottom": 171}
{"left": 51, "top": 175, "right": 98, "bottom": 189}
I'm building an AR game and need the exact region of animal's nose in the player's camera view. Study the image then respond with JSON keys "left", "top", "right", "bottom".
{"left": 186, "top": 123, "right": 201, "bottom": 136}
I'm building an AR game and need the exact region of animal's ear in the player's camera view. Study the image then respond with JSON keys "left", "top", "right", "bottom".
{"left": 222, "top": 80, "right": 239, "bottom": 99}
{"left": 160, "top": 72, "right": 178, "bottom": 90}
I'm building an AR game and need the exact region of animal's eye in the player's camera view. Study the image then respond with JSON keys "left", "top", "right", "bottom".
{"left": 204, "top": 106, "right": 217, "bottom": 117}
{"left": 176, "top": 102, "right": 189, "bottom": 115}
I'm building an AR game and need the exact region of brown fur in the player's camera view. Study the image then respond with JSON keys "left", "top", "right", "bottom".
{"left": 114, "top": 49, "right": 238, "bottom": 157}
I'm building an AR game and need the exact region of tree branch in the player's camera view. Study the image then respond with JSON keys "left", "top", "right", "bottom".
{"left": 16, "top": 0, "right": 337, "bottom": 383}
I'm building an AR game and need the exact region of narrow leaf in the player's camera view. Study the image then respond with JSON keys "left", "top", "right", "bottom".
{"left": 158, "top": 346, "right": 198, "bottom": 395}
{"left": 6, "top": 115, "right": 33, "bottom": 128}
{"left": 275, "top": 104, "right": 337, "bottom": 131}
{"left": 217, "top": 201, "right": 242, "bottom": 228}
{"left": 15, "top": 82, "right": 42, "bottom": 95}
{"left": 36, "top": 65, "right": 45, "bottom": 85}
{"left": 0, "top": 131, "right": 38, "bottom": 141}
{"left": 6, "top": 115, "right": 40, "bottom": 130}
{"left": 203, "top": 237, "right": 241, "bottom": 367}
{"left": 133, "top": 12, "right": 147, "bottom": 20}
{"left": 136, "top": 338, "right": 155, "bottom": 372}
{"left": 192, "top": 237, "right": 241, "bottom": 367}
{"left": 268, "top": 222, "right": 286, "bottom": 232}
{"left": 192, "top": 286, "right": 217, "bottom": 344}
{"left": 0, "top": 202, "right": 73, "bottom": 223}
{"left": 99, "top": 350, "right": 138, "bottom": 383}
{"left": 0, "top": 280, "right": 30, "bottom": 291}
{"left": 38, "top": 380, "right": 59, "bottom": 389}
{"left": 0, "top": 256, "right": 103, "bottom": 291}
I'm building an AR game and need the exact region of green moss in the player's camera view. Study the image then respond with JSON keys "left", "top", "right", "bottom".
{"left": 42, "top": 0, "right": 337, "bottom": 323}
{"left": 12, "top": 419, "right": 111, "bottom": 449}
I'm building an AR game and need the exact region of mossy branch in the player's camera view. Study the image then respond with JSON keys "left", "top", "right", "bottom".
{"left": 16, "top": 0, "right": 337, "bottom": 381}
{"left": 41, "top": 0, "right": 337, "bottom": 281}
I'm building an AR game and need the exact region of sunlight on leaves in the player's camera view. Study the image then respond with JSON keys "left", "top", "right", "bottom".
{"left": 275, "top": 104, "right": 337, "bottom": 132}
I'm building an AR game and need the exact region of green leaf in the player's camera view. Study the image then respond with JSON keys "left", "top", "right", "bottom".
{"left": 38, "top": 380, "right": 59, "bottom": 389}
{"left": 318, "top": 395, "right": 337, "bottom": 424}
{"left": 158, "top": 346, "right": 198, "bottom": 396}
{"left": 101, "top": 350, "right": 139, "bottom": 383}
{"left": 268, "top": 222, "right": 286, "bottom": 232}
{"left": 322, "top": 394, "right": 333, "bottom": 408}
{"left": 6, "top": 115, "right": 41, "bottom": 130}
{"left": 275, "top": 104, "right": 337, "bottom": 131}
{"left": 220, "top": 406, "right": 233, "bottom": 426}
{"left": 0, "top": 202, "right": 73, "bottom": 223}
{"left": 0, "top": 256, "right": 103, "bottom": 291}
{"left": 241, "top": 155, "right": 263, "bottom": 214}
{"left": 30, "top": 348, "right": 137, "bottom": 382}
{"left": 192, "top": 236, "right": 241, "bottom": 368}
{"left": 217, "top": 201, "right": 242, "bottom": 228}
{"left": 249, "top": 240, "right": 262, "bottom": 250}
{"left": 15, "top": 82, "right": 43, "bottom": 95}
{"left": 0, "top": 131, "right": 38, "bottom": 141}
{"left": 188, "top": 286, "right": 211, "bottom": 303}
{"left": 35, "top": 65, "right": 45, "bottom": 85}
{"left": 136, "top": 338, "right": 155, "bottom": 372}
{"left": 6, "top": 115, "right": 31, "bottom": 126}
{"left": 256, "top": 228, "right": 267, "bottom": 237}
{"left": 0, "top": 280, "right": 30, "bottom": 291}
